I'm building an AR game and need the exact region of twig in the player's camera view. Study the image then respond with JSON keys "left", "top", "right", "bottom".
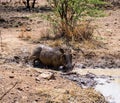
{"left": 0, "top": 82, "right": 18, "bottom": 101}
{"left": 0, "top": 30, "right": 3, "bottom": 52}
{"left": 95, "top": 29, "right": 102, "bottom": 36}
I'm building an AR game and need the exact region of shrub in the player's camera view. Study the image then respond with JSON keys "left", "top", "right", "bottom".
{"left": 47, "top": 0, "right": 106, "bottom": 41}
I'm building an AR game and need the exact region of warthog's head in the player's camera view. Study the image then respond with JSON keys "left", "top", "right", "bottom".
{"left": 62, "top": 53, "right": 74, "bottom": 72}
{"left": 58, "top": 48, "right": 75, "bottom": 72}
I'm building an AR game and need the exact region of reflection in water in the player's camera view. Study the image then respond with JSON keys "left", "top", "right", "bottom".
{"left": 95, "top": 78, "right": 120, "bottom": 103}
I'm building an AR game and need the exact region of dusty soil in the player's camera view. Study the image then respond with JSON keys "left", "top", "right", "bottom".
{"left": 75, "top": 9, "right": 120, "bottom": 69}
{"left": 0, "top": 0, "right": 120, "bottom": 103}
{"left": 0, "top": 64, "right": 107, "bottom": 103}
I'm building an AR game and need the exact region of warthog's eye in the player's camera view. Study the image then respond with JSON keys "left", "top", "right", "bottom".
{"left": 59, "top": 48, "right": 64, "bottom": 53}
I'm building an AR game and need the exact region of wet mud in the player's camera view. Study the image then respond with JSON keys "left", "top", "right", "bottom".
{"left": 61, "top": 72, "right": 120, "bottom": 103}
{"left": 0, "top": 16, "right": 30, "bottom": 28}
{"left": 61, "top": 72, "right": 114, "bottom": 88}
{"left": 1, "top": 49, "right": 119, "bottom": 86}
{"left": 0, "top": 50, "right": 30, "bottom": 67}
{"left": 61, "top": 72, "right": 97, "bottom": 88}
{"left": 76, "top": 54, "right": 120, "bottom": 69}
{"left": 1, "top": 49, "right": 120, "bottom": 70}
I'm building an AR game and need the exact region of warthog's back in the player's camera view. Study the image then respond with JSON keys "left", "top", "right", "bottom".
{"left": 39, "top": 48, "right": 65, "bottom": 67}
{"left": 29, "top": 45, "right": 52, "bottom": 59}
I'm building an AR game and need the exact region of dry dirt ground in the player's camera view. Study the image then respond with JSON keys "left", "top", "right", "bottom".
{"left": 0, "top": 0, "right": 120, "bottom": 103}
{"left": 0, "top": 65, "right": 107, "bottom": 103}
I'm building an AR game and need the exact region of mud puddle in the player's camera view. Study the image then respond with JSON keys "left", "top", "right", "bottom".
{"left": 73, "top": 68, "right": 120, "bottom": 103}
{"left": 61, "top": 72, "right": 97, "bottom": 88}
{"left": 95, "top": 77, "right": 120, "bottom": 103}
{"left": 61, "top": 71, "right": 120, "bottom": 103}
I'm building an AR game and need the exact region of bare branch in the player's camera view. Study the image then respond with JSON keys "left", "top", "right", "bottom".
{"left": 0, "top": 30, "right": 3, "bottom": 52}
{"left": 0, "top": 82, "right": 18, "bottom": 101}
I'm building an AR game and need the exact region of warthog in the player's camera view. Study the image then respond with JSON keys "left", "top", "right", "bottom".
{"left": 29, "top": 45, "right": 74, "bottom": 71}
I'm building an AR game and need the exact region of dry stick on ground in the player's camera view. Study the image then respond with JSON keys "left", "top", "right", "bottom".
{"left": 0, "top": 30, "right": 3, "bottom": 52}
{"left": 0, "top": 82, "right": 18, "bottom": 101}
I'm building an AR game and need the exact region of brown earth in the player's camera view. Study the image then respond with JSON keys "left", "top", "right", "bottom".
{"left": 0, "top": 64, "right": 107, "bottom": 103}
{"left": 0, "top": 0, "right": 120, "bottom": 103}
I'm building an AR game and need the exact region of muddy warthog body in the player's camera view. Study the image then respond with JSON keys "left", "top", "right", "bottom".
{"left": 29, "top": 45, "right": 73, "bottom": 71}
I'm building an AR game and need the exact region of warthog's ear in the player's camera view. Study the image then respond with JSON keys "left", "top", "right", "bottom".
{"left": 72, "top": 61, "right": 77, "bottom": 69}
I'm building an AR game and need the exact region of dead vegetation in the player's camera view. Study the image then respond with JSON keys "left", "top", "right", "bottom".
{"left": 57, "top": 19, "right": 94, "bottom": 42}
{"left": 18, "top": 25, "right": 32, "bottom": 39}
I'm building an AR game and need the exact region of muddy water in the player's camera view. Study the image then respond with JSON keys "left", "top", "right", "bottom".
{"left": 74, "top": 68, "right": 120, "bottom": 103}
{"left": 95, "top": 77, "right": 120, "bottom": 103}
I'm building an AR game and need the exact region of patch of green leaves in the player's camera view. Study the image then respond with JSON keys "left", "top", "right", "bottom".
{"left": 47, "top": 0, "right": 107, "bottom": 40}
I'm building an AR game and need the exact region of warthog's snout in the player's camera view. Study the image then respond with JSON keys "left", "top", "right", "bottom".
{"left": 61, "top": 53, "right": 74, "bottom": 72}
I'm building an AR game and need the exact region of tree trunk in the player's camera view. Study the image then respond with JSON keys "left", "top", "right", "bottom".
{"left": 26, "top": 0, "right": 30, "bottom": 10}
{"left": 32, "top": 0, "right": 36, "bottom": 8}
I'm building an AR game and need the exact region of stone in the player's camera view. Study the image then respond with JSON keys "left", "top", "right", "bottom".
{"left": 39, "top": 72, "right": 55, "bottom": 80}
{"left": 9, "top": 75, "right": 14, "bottom": 78}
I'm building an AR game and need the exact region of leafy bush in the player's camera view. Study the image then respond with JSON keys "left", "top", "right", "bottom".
{"left": 47, "top": 0, "right": 106, "bottom": 41}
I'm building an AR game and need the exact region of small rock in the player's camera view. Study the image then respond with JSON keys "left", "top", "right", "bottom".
{"left": 39, "top": 72, "right": 55, "bottom": 80}
{"left": 37, "top": 20, "right": 42, "bottom": 24}
{"left": 81, "top": 65, "right": 86, "bottom": 69}
{"left": 26, "top": 27, "right": 32, "bottom": 31}
{"left": 17, "top": 87, "right": 23, "bottom": 91}
{"left": 29, "top": 74, "right": 33, "bottom": 77}
{"left": 29, "top": 19, "right": 33, "bottom": 22}
{"left": 35, "top": 99, "right": 39, "bottom": 102}
{"left": 114, "top": 22, "right": 117, "bottom": 24}
{"left": 32, "top": 101, "right": 37, "bottom": 103}
{"left": 85, "top": 73, "right": 96, "bottom": 79}
{"left": 105, "top": 23, "right": 109, "bottom": 26}
{"left": 9, "top": 75, "right": 14, "bottom": 78}
{"left": 106, "top": 29, "right": 112, "bottom": 33}
{"left": 35, "top": 77, "right": 40, "bottom": 81}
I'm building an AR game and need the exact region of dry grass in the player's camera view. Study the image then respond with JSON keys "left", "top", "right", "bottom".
{"left": 57, "top": 20, "right": 94, "bottom": 42}
{"left": 36, "top": 85, "right": 107, "bottom": 103}
{"left": 18, "top": 25, "right": 32, "bottom": 40}
{"left": 18, "top": 20, "right": 55, "bottom": 43}
{"left": 34, "top": 74, "right": 107, "bottom": 103}
{"left": 48, "top": 39, "right": 64, "bottom": 47}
